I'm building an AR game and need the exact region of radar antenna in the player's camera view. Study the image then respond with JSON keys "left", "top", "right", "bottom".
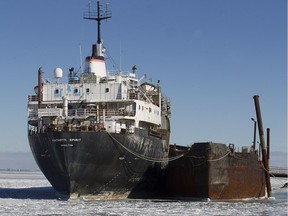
{"left": 84, "top": 1, "right": 112, "bottom": 45}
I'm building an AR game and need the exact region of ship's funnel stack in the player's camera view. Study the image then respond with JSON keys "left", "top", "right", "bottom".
{"left": 85, "top": 44, "right": 107, "bottom": 80}
{"left": 84, "top": 0, "right": 112, "bottom": 82}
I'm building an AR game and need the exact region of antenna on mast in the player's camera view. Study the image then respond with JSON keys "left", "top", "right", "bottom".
{"left": 84, "top": 0, "right": 112, "bottom": 45}
{"left": 79, "top": 44, "right": 83, "bottom": 73}
{"left": 88, "top": 1, "right": 91, "bottom": 14}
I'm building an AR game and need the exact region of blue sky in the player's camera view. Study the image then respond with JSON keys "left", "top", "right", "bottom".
{"left": 0, "top": 0, "right": 286, "bottom": 159}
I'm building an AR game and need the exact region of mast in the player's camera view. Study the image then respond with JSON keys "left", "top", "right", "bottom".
{"left": 84, "top": 1, "right": 112, "bottom": 57}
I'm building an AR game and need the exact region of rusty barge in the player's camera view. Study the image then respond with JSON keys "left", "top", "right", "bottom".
{"left": 161, "top": 95, "right": 271, "bottom": 201}
{"left": 164, "top": 142, "right": 266, "bottom": 200}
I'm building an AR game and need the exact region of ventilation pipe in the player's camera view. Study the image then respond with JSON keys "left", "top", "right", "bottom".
{"left": 37, "top": 67, "right": 43, "bottom": 109}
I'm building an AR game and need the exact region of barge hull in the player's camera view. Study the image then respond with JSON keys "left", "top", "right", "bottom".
{"left": 165, "top": 142, "right": 266, "bottom": 200}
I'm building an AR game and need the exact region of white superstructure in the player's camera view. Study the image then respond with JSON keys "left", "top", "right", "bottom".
{"left": 27, "top": 1, "right": 171, "bottom": 141}
{"left": 28, "top": 67, "right": 164, "bottom": 133}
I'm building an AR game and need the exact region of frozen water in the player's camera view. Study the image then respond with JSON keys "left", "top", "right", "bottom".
{"left": 0, "top": 171, "right": 287, "bottom": 216}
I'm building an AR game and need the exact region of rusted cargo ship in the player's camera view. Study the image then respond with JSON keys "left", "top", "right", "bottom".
{"left": 27, "top": 1, "right": 171, "bottom": 199}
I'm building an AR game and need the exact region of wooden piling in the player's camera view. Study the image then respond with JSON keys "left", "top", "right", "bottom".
{"left": 267, "top": 128, "right": 270, "bottom": 168}
{"left": 253, "top": 95, "right": 272, "bottom": 197}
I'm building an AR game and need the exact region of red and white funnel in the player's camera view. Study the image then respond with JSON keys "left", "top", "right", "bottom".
{"left": 85, "top": 44, "right": 107, "bottom": 79}
{"left": 84, "top": 0, "right": 112, "bottom": 82}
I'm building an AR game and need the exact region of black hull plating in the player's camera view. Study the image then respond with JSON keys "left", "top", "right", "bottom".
{"left": 28, "top": 128, "right": 168, "bottom": 198}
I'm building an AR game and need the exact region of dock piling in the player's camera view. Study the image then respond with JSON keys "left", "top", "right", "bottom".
{"left": 253, "top": 95, "right": 272, "bottom": 198}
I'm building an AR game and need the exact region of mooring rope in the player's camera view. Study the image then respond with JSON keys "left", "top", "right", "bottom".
{"left": 206, "top": 150, "right": 231, "bottom": 162}
{"left": 263, "top": 166, "right": 277, "bottom": 181}
{"left": 261, "top": 164, "right": 287, "bottom": 188}
{"left": 186, "top": 150, "right": 231, "bottom": 162}
{"left": 106, "top": 132, "right": 184, "bottom": 163}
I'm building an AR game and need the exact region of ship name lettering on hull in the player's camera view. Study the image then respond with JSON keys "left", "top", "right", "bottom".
{"left": 61, "top": 144, "right": 73, "bottom": 147}
{"left": 69, "top": 138, "right": 81, "bottom": 142}
{"left": 52, "top": 138, "right": 67, "bottom": 142}
{"left": 52, "top": 138, "right": 81, "bottom": 142}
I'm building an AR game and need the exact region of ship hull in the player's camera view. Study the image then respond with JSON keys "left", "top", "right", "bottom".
{"left": 28, "top": 128, "right": 167, "bottom": 199}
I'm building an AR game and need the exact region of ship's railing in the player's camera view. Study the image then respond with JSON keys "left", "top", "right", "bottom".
{"left": 28, "top": 108, "right": 136, "bottom": 119}
{"left": 128, "top": 89, "right": 138, "bottom": 100}
{"left": 28, "top": 121, "right": 107, "bottom": 133}
{"left": 28, "top": 95, "right": 38, "bottom": 102}
{"left": 28, "top": 110, "right": 38, "bottom": 118}
{"left": 68, "top": 108, "right": 135, "bottom": 118}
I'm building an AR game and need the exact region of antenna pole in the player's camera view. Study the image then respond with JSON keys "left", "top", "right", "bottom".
{"left": 84, "top": 0, "right": 112, "bottom": 45}
{"left": 79, "top": 44, "right": 83, "bottom": 73}
{"left": 97, "top": 1, "right": 101, "bottom": 44}
{"left": 120, "top": 40, "right": 122, "bottom": 71}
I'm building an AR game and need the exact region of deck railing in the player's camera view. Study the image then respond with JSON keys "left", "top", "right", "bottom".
{"left": 28, "top": 95, "right": 38, "bottom": 102}
{"left": 28, "top": 108, "right": 136, "bottom": 119}
{"left": 68, "top": 108, "right": 135, "bottom": 118}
